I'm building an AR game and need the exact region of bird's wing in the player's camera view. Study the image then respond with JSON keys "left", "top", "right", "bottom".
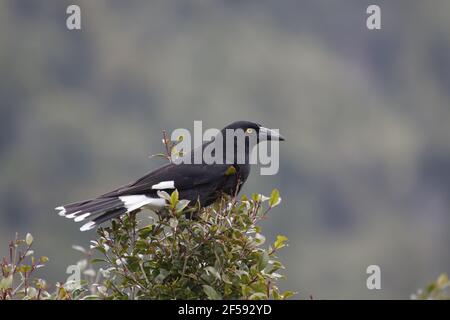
{"left": 100, "top": 163, "right": 234, "bottom": 197}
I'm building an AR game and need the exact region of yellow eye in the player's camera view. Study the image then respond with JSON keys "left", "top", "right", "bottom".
{"left": 246, "top": 128, "right": 254, "bottom": 134}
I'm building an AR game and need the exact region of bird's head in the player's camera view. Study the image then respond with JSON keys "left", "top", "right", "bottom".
{"left": 221, "top": 120, "right": 285, "bottom": 144}
{"left": 216, "top": 121, "right": 285, "bottom": 165}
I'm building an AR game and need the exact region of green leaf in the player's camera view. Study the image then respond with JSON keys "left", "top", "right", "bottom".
{"left": 258, "top": 251, "right": 269, "bottom": 270}
{"left": 426, "top": 283, "right": 436, "bottom": 294}
{"left": 36, "top": 279, "right": 47, "bottom": 290}
{"left": 157, "top": 190, "right": 171, "bottom": 201}
{"left": 0, "top": 275, "right": 13, "bottom": 290}
{"left": 151, "top": 153, "right": 168, "bottom": 158}
{"left": 269, "top": 189, "right": 281, "bottom": 207}
{"left": 18, "top": 265, "right": 32, "bottom": 273}
{"left": 437, "top": 273, "right": 449, "bottom": 289}
{"left": 282, "top": 291, "right": 296, "bottom": 299}
{"left": 138, "top": 225, "right": 153, "bottom": 238}
{"left": 170, "top": 189, "right": 179, "bottom": 208}
{"left": 202, "top": 285, "right": 222, "bottom": 300}
{"left": 255, "top": 233, "right": 266, "bottom": 245}
{"left": 176, "top": 199, "right": 190, "bottom": 213}
{"left": 25, "top": 287, "right": 37, "bottom": 299}
{"left": 272, "top": 286, "right": 281, "bottom": 300}
{"left": 225, "top": 166, "right": 237, "bottom": 176}
{"left": 222, "top": 273, "right": 232, "bottom": 284}
{"left": 169, "top": 218, "right": 178, "bottom": 229}
{"left": 26, "top": 233, "right": 34, "bottom": 246}
{"left": 155, "top": 269, "right": 169, "bottom": 284}
{"left": 249, "top": 292, "right": 267, "bottom": 300}
{"left": 241, "top": 284, "right": 252, "bottom": 297}
{"left": 205, "top": 266, "right": 221, "bottom": 281}
{"left": 90, "top": 258, "right": 107, "bottom": 264}
{"left": 274, "top": 235, "right": 288, "bottom": 250}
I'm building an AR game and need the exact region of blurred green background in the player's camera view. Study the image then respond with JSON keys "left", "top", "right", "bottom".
{"left": 1, "top": 0, "right": 450, "bottom": 299}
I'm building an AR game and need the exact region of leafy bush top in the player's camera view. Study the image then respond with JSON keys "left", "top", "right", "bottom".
{"left": 89, "top": 189, "right": 292, "bottom": 300}
{"left": 1, "top": 189, "right": 293, "bottom": 300}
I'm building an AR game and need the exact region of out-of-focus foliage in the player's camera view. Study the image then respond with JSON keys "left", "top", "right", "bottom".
{"left": 0, "top": 233, "right": 51, "bottom": 299}
{"left": 411, "top": 273, "right": 450, "bottom": 300}
{"left": 1, "top": 1, "right": 450, "bottom": 299}
{"left": 0, "top": 233, "right": 97, "bottom": 300}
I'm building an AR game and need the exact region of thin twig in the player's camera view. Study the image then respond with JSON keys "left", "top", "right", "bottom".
{"left": 162, "top": 130, "right": 172, "bottom": 163}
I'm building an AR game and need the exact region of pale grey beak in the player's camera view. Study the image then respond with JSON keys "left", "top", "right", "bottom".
{"left": 259, "top": 127, "right": 285, "bottom": 141}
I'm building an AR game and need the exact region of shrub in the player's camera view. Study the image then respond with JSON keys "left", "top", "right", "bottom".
{"left": 0, "top": 190, "right": 293, "bottom": 300}
{"left": 89, "top": 189, "right": 293, "bottom": 300}
{"left": 0, "top": 233, "right": 50, "bottom": 300}
{"left": 411, "top": 273, "right": 450, "bottom": 300}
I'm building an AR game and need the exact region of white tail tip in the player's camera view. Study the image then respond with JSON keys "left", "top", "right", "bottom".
{"left": 55, "top": 206, "right": 66, "bottom": 216}
{"left": 80, "top": 221, "right": 96, "bottom": 232}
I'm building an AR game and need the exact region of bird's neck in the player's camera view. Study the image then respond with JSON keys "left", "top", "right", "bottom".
{"left": 219, "top": 137, "right": 254, "bottom": 165}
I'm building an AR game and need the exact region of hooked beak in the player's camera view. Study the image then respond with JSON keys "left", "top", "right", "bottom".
{"left": 259, "top": 127, "right": 285, "bottom": 141}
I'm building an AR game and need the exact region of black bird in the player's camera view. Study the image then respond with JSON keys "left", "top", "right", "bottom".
{"left": 55, "top": 121, "right": 285, "bottom": 231}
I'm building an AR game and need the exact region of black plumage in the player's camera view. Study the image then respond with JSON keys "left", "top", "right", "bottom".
{"left": 55, "top": 121, "right": 284, "bottom": 231}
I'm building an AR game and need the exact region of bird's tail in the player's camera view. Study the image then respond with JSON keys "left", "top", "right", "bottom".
{"left": 55, "top": 197, "right": 127, "bottom": 231}
{"left": 55, "top": 194, "right": 167, "bottom": 231}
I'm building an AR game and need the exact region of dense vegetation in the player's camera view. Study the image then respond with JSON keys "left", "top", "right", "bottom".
{"left": 1, "top": 189, "right": 296, "bottom": 300}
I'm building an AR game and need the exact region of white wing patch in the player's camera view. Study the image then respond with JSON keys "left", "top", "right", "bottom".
{"left": 119, "top": 195, "right": 166, "bottom": 213}
{"left": 151, "top": 181, "right": 175, "bottom": 190}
